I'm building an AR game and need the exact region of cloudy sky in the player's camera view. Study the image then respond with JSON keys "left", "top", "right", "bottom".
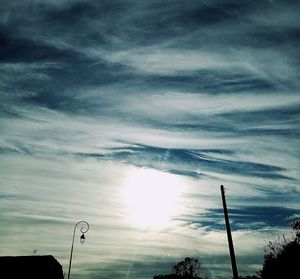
{"left": 0, "top": 0, "right": 300, "bottom": 278}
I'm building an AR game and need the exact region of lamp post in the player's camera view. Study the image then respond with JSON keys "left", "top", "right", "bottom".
{"left": 67, "top": 220, "right": 89, "bottom": 279}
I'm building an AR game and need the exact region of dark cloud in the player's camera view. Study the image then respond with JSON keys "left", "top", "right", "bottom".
{"left": 142, "top": 70, "right": 283, "bottom": 94}
{"left": 74, "top": 143, "right": 290, "bottom": 180}
{"left": 1, "top": 0, "right": 299, "bottom": 115}
{"left": 1, "top": 1, "right": 300, "bottom": 278}
{"left": 218, "top": 104, "right": 300, "bottom": 124}
{"left": 0, "top": 31, "right": 78, "bottom": 63}
{"left": 189, "top": 206, "right": 300, "bottom": 231}
{"left": 0, "top": 193, "right": 17, "bottom": 200}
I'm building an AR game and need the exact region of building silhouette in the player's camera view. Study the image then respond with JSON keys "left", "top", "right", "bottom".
{"left": 0, "top": 255, "right": 64, "bottom": 279}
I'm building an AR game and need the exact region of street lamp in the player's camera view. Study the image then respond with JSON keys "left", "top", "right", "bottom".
{"left": 67, "top": 220, "right": 90, "bottom": 279}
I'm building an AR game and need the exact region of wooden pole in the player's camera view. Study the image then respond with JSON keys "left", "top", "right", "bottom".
{"left": 220, "top": 185, "right": 239, "bottom": 279}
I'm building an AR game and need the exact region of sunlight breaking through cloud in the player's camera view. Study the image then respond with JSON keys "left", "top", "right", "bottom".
{"left": 0, "top": 0, "right": 300, "bottom": 278}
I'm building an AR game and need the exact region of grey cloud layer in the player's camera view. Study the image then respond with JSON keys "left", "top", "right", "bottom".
{"left": 1, "top": 0, "right": 300, "bottom": 96}
{"left": 1, "top": 0, "right": 300, "bottom": 278}
{"left": 1, "top": 0, "right": 299, "bottom": 226}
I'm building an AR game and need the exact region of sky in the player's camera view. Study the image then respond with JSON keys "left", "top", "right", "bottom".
{"left": 0, "top": 0, "right": 300, "bottom": 278}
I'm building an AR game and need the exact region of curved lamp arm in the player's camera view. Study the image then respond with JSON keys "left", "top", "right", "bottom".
{"left": 67, "top": 221, "right": 90, "bottom": 279}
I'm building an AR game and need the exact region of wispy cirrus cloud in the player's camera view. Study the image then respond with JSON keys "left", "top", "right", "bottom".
{"left": 0, "top": 0, "right": 300, "bottom": 278}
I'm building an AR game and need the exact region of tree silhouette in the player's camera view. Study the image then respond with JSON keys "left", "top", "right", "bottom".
{"left": 259, "top": 219, "right": 300, "bottom": 279}
{"left": 154, "top": 257, "right": 206, "bottom": 279}
{"left": 172, "top": 257, "right": 201, "bottom": 278}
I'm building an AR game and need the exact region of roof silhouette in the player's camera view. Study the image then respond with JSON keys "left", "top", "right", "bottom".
{"left": 0, "top": 255, "right": 64, "bottom": 279}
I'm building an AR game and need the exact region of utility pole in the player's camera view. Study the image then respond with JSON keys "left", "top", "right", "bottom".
{"left": 220, "top": 185, "right": 239, "bottom": 279}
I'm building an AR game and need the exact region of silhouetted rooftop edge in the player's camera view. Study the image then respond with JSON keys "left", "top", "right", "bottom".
{"left": 0, "top": 255, "right": 64, "bottom": 279}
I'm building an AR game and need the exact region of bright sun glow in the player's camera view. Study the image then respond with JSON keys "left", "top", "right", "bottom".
{"left": 123, "top": 168, "right": 182, "bottom": 229}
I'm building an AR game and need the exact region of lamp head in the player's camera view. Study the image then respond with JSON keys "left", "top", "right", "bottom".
{"left": 80, "top": 233, "right": 86, "bottom": 244}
